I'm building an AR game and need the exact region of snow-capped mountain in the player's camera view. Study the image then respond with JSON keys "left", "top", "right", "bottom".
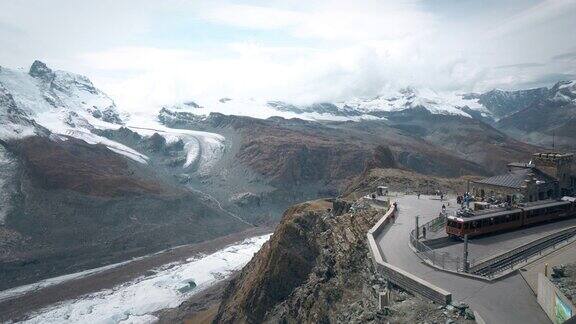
{"left": 0, "top": 61, "right": 229, "bottom": 172}
{"left": 174, "top": 82, "right": 573, "bottom": 123}
{"left": 336, "top": 87, "right": 487, "bottom": 118}
{"left": 0, "top": 61, "right": 150, "bottom": 163}
{"left": 0, "top": 61, "right": 123, "bottom": 136}
{"left": 462, "top": 87, "right": 550, "bottom": 120}
{"left": 496, "top": 80, "right": 576, "bottom": 147}
{"left": 159, "top": 87, "right": 488, "bottom": 122}
{"left": 550, "top": 80, "right": 576, "bottom": 103}
{"left": 161, "top": 87, "right": 510, "bottom": 122}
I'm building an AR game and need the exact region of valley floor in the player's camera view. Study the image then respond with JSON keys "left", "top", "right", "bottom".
{"left": 0, "top": 226, "right": 271, "bottom": 323}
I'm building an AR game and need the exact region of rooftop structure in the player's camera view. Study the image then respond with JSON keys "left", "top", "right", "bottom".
{"left": 474, "top": 167, "right": 555, "bottom": 190}
{"left": 470, "top": 151, "right": 576, "bottom": 203}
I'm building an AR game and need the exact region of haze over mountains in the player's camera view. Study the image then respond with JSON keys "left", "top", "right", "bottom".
{"left": 0, "top": 60, "right": 574, "bottom": 318}
{"left": 166, "top": 80, "right": 576, "bottom": 129}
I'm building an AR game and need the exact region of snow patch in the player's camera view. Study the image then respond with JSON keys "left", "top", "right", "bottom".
{"left": 65, "top": 129, "right": 149, "bottom": 164}
{"left": 126, "top": 113, "right": 225, "bottom": 174}
{"left": 166, "top": 88, "right": 490, "bottom": 122}
{"left": 0, "top": 64, "right": 149, "bottom": 164}
{"left": 19, "top": 234, "right": 271, "bottom": 324}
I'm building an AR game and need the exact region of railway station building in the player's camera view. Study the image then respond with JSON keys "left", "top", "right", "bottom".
{"left": 471, "top": 152, "right": 575, "bottom": 203}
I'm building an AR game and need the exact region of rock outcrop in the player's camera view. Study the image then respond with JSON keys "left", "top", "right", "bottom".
{"left": 29, "top": 60, "right": 56, "bottom": 83}
{"left": 343, "top": 168, "right": 477, "bottom": 199}
{"left": 214, "top": 199, "right": 383, "bottom": 323}
{"left": 213, "top": 193, "right": 477, "bottom": 323}
{"left": 0, "top": 135, "right": 250, "bottom": 290}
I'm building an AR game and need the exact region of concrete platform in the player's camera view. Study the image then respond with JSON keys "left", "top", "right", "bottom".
{"left": 432, "top": 217, "right": 576, "bottom": 264}
{"left": 378, "top": 194, "right": 551, "bottom": 324}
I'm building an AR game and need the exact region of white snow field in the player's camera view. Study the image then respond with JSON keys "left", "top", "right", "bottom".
{"left": 19, "top": 234, "right": 271, "bottom": 324}
{"left": 0, "top": 64, "right": 150, "bottom": 164}
{"left": 126, "top": 113, "right": 226, "bottom": 175}
{"left": 0, "top": 63, "right": 228, "bottom": 173}
{"left": 159, "top": 87, "right": 491, "bottom": 123}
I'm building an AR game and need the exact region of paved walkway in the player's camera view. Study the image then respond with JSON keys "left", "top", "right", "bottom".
{"left": 377, "top": 195, "right": 551, "bottom": 324}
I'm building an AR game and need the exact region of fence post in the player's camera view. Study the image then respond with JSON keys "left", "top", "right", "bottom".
{"left": 463, "top": 234, "right": 470, "bottom": 273}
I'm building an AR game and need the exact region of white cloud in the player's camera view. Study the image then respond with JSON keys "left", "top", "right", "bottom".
{"left": 201, "top": 1, "right": 437, "bottom": 42}
{"left": 1, "top": 0, "right": 575, "bottom": 114}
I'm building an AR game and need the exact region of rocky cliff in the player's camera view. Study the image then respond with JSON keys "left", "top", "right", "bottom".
{"left": 0, "top": 134, "right": 250, "bottom": 290}
{"left": 214, "top": 199, "right": 383, "bottom": 323}
{"left": 213, "top": 171, "right": 478, "bottom": 324}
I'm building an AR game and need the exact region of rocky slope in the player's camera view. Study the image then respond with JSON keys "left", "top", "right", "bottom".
{"left": 214, "top": 199, "right": 382, "bottom": 323}
{"left": 158, "top": 108, "right": 538, "bottom": 196}
{"left": 0, "top": 134, "right": 250, "bottom": 290}
{"left": 213, "top": 184, "right": 476, "bottom": 323}
{"left": 342, "top": 168, "right": 478, "bottom": 199}
{"left": 0, "top": 62, "right": 255, "bottom": 290}
{"left": 497, "top": 80, "right": 576, "bottom": 149}
{"left": 463, "top": 87, "right": 549, "bottom": 120}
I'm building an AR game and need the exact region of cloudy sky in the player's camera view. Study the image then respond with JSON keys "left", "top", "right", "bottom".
{"left": 1, "top": 0, "right": 575, "bottom": 111}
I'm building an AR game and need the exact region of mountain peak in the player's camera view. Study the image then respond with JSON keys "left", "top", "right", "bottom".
{"left": 29, "top": 60, "right": 55, "bottom": 83}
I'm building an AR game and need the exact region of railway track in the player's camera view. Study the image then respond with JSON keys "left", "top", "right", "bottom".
{"left": 471, "top": 228, "right": 576, "bottom": 277}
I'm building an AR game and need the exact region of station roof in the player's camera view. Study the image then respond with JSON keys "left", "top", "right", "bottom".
{"left": 472, "top": 167, "right": 557, "bottom": 189}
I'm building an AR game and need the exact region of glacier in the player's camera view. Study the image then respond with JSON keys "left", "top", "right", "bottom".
{"left": 17, "top": 234, "right": 271, "bottom": 324}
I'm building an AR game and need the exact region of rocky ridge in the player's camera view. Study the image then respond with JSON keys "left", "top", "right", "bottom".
{"left": 214, "top": 189, "right": 476, "bottom": 323}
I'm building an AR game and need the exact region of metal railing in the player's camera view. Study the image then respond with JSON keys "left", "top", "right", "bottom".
{"left": 412, "top": 217, "right": 576, "bottom": 279}
{"left": 410, "top": 232, "right": 474, "bottom": 273}
{"left": 470, "top": 226, "right": 576, "bottom": 278}
{"left": 422, "top": 214, "right": 447, "bottom": 233}
{"left": 410, "top": 215, "right": 478, "bottom": 273}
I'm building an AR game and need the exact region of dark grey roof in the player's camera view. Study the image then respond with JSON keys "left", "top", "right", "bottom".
{"left": 473, "top": 167, "right": 556, "bottom": 189}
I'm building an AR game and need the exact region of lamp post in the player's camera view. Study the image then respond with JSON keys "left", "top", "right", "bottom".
{"left": 463, "top": 234, "right": 470, "bottom": 272}
{"left": 415, "top": 215, "right": 420, "bottom": 239}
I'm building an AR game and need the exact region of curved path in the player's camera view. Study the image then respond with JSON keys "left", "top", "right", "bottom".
{"left": 377, "top": 195, "right": 550, "bottom": 324}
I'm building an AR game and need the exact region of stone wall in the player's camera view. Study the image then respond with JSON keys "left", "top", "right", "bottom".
{"left": 537, "top": 273, "right": 576, "bottom": 323}
{"left": 366, "top": 205, "right": 452, "bottom": 305}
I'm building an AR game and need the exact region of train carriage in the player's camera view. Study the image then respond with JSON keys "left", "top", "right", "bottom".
{"left": 446, "top": 199, "right": 576, "bottom": 238}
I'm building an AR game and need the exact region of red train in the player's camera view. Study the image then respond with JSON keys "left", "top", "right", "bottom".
{"left": 446, "top": 199, "right": 576, "bottom": 238}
